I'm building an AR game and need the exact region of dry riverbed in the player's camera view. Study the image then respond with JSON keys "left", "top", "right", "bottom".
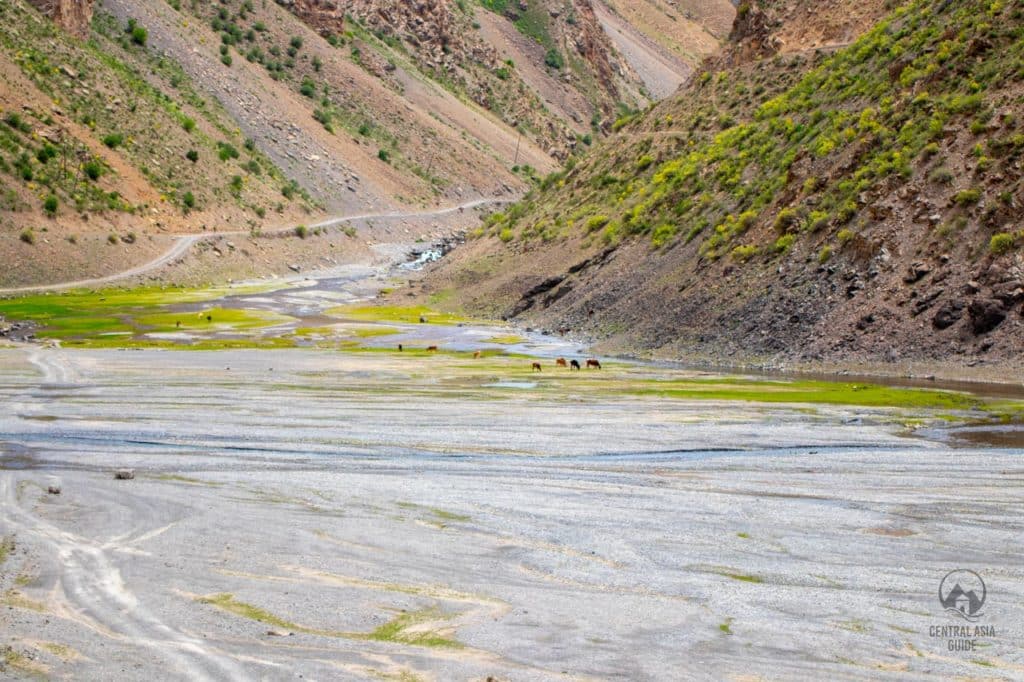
{"left": 1, "top": 344, "right": 1023, "bottom": 680}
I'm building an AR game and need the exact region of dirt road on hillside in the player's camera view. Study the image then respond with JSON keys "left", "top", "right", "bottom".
{"left": 0, "top": 198, "right": 510, "bottom": 295}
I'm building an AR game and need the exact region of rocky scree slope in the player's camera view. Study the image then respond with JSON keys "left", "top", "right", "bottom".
{"left": 424, "top": 0, "right": 1024, "bottom": 369}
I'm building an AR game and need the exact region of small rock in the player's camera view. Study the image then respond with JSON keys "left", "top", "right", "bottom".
{"left": 932, "top": 300, "right": 966, "bottom": 330}
{"left": 903, "top": 261, "right": 932, "bottom": 284}
{"left": 114, "top": 469, "right": 135, "bottom": 480}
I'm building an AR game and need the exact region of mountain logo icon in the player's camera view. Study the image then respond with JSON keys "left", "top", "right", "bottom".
{"left": 939, "top": 569, "right": 986, "bottom": 622}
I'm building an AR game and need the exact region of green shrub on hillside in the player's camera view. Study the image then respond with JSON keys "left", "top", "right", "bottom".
{"left": 989, "top": 232, "right": 1016, "bottom": 255}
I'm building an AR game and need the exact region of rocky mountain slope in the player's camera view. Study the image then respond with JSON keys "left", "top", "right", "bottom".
{"left": 423, "top": 0, "right": 1024, "bottom": 370}
{"left": 0, "top": 0, "right": 321, "bottom": 285}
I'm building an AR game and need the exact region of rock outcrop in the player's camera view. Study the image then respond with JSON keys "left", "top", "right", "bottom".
{"left": 275, "top": 0, "right": 346, "bottom": 37}
{"left": 27, "top": 0, "right": 94, "bottom": 38}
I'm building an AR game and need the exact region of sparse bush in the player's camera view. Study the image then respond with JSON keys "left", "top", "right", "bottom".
{"left": 731, "top": 245, "right": 758, "bottom": 262}
{"left": 818, "top": 245, "right": 833, "bottom": 263}
{"left": 837, "top": 228, "right": 855, "bottom": 245}
{"left": 102, "top": 133, "right": 124, "bottom": 149}
{"left": 953, "top": 188, "right": 981, "bottom": 206}
{"left": 186, "top": 149, "right": 199, "bottom": 163}
{"left": 773, "top": 207, "right": 799, "bottom": 233}
{"left": 217, "top": 142, "right": 240, "bottom": 161}
{"left": 378, "top": 149, "right": 391, "bottom": 163}
{"left": 182, "top": 117, "right": 196, "bottom": 133}
{"left": 651, "top": 223, "right": 675, "bottom": 248}
{"left": 221, "top": 54, "right": 233, "bottom": 67}
{"left": 122, "top": 232, "right": 136, "bottom": 244}
{"left": 19, "top": 228, "right": 34, "bottom": 244}
{"left": 295, "top": 224, "right": 308, "bottom": 239}
{"left": 43, "top": 194, "right": 58, "bottom": 215}
{"left": 182, "top": 191, "right": 196, "bottom": 209}
{"left": 990, "top": 232, "right": 1016, "bottom": 255}
{"left": 300, "top": 77, "right": 316, "bottom": 98}
{"left": 636, "top": 155, "right": 655, "bottom": 171}
{"left": 498, "top": 227, "right": 514, "bottom": 242}
{"left": 544, "top": 49, "right": 564, "bottom": 70}
{"left": 805, "top": 210, "right": 829, "bottom": 232}
{"left": 83, "top": 160, "right": 104, "bottom": 181}
{"left": 929, "top": 165, "right": 954, "bottom": 183}
{"left": 36, "top": 144, "right": 58, "bottom": 164}
{"left": 107, "top": 233, "right": 119, "bottom": 244}
{"left": 130, "top": 25, "right": 148, "bottom": 46}
{"left": 772, "top": 234, "right": 795, "bottom": 254}
{"left": 585, "top": 215, "right": 609, "bottom": 233}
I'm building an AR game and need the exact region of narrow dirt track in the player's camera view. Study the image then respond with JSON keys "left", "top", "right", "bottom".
{"left": 0, "top": 198, "right": 511, "bottom": 296}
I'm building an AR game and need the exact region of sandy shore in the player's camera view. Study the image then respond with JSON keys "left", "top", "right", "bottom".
{"left": 1, "top": 347, "right": 1022, "bottom": 680}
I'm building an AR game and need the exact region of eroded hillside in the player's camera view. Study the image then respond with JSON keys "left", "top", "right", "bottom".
{"left": 424, "top": 0, "right": 1024, "bottom": 369}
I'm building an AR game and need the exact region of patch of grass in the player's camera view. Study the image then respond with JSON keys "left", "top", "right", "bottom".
{"left": 39, "top": 642, "right": 77, "bottom": 660}
{"left": 197, "top": 593, "right": 301, "bottom": 631}
{"left": 0, "top": 536, "right": 13, "bottom": 565}
{"left": 719, "top": 618, "right": 733, "bottom": 634}
{"left": 711, "top": 569, "right": 764, "bottom": 583}
{"left": 482, "top": 334, "right": 526, "bottom": 345}
{"left": 366, "top": 608, "right": 462, "bottom": 648}
{"left": 197, "top": 594, "right": 461, "bottom": 648}
{"left": 430, "top": 508, "right": 470, "bottom": 523}
{"left": 2, "top": 646, "right": 47, "bottom": 677}
{"left": 0, "top": 284, "right": 289, "bottom": 347}
{"left": 326, "top": 304, "right": 467, "bottom": 325}
{"left": 628, "top": 377, "right": 984, "bottom": 411}
{"left": 154, "top": 473, "right": 220, "bottom": 486}
{"left": 2, "top": 589, "right": 47, "bottom": 612}
{"left": 736, "top": 532, "right": 749, "bottom": 539}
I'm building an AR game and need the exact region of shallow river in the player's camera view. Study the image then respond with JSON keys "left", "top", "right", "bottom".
{"left": 1, "top": 266, "right": 1022, "bottom": 680}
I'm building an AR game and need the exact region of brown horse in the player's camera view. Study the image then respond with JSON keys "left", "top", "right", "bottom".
{"left": 570, "top": 359, "right": 581, "bottom": 371}
{"left": 426, "top": 345, "right": 439, "bottom": 352}
{"left": 531, "top": 362, "right": 542, "bottom": 372}
{"left": 473, "top": 350, "right": 482, "bottom": 359}
{"left": 586, "top": 359, "right": 601, "bottom": 369}
{"left": 555, "top": 358, "right": 568, "bottom": 368}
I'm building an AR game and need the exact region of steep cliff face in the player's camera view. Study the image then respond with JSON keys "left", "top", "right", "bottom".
{"left": 562, "top": 0, "right": 623, "bottom": 108}
{"left": 26, "top": 0, "right": 94, "bottom": 38}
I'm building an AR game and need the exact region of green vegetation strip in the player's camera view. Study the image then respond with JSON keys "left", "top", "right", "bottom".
{"left": 196, "top": 594, "right": 460, "bottom": 648}
{"left": 324, "top": 304, "right": 467, "bottom": 325}
{"left": 0, "top": 536, "right": 14, "bottom": 565}
{"left": 0, "top": 285, "right": 292, "bottom": 348}
{"left": 628, "top": 377, "right": 985, "bottom": 411}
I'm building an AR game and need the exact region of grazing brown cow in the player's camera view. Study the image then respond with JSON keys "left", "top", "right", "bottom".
{"left": 473, "top": 350, "right": 482, "bottom": 359}
{"left": 570, "top": 359, "right": 581, "bottom": 371}
{"left": 531, "top": 362, "right": 542, "bottom": 372}
{"left": 426, "top": 345, "right": 439, "bottom": 352}
{"left": 586, "top": 359, "right": 602, "bottom": 369}
{"left": 555, "top": 358, "right": 568, "bottom": 368}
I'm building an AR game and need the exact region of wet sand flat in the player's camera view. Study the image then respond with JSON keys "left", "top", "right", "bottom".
{"left": 1, "top": 347, "right": 1022, "bottom": 681}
